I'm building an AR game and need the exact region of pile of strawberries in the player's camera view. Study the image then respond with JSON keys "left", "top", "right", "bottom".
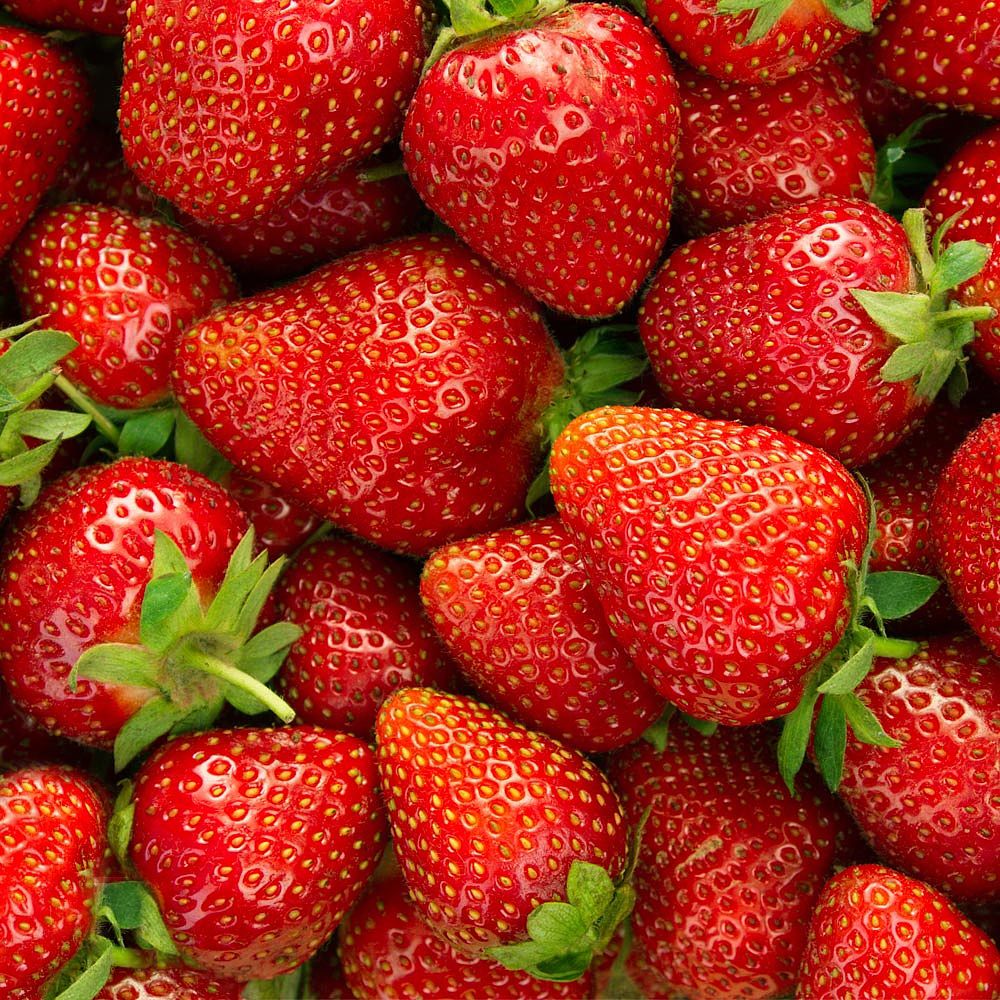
{"left": 0, "top": 0, "right": 998, "bottom": 997}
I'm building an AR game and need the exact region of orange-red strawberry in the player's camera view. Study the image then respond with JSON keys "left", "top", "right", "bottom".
{"left": 11, "top": 203, "right": 236, "bottom": 411}
{"left": 796, "top": 864, "right": 1000, "bottom": 999}
{"left": 222, "top": 472, "right": 321, "bottom": 561}
{"left": 120, "top": 0, "right": 433, "bottom": 223}
{"left": 1, "top": 0, "right": 126, "bottom": 34}
{"left": 94, "top": 964, "right": 244, "bottom": 1000}
{"left": 402, "top": 2, "right": 679, "bottom": 318}
{"left": 0, "top": 28, "right": 90, "bottom": 258}
{"left": 420, "top": 515, "right": 664, "bottom": 753}
{"left": 673, "top": 62, "right": 875, "bottom": 236}
{"left": 123, "top": 726, "right": 386, "bottom": 980}
{"left": 0, "top": 765, "right": 108, "bottom": 999}
{"left": 275, "top": 536, "right": 455, "bottom": 736}
{"left": 835, "top": 635, "right": 1000, "bottom": 905}
{"left": 375, "top": 687, "right": 630, "bottom": 981}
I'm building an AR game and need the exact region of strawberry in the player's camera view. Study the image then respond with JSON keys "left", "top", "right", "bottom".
{"left": 608, "top": 726, "right": 855, "bottom": 999}
{"left": 10, "top": 203, "right": 236, "bottom": 411}
{"left": 119, "top": 0, "right": 433, "bottom": 223}
{"left": 0, "top": 765, "right": 108, "bottom": 999}
{"left": 0, "top": 28, "right": 90, "bottom": 259}
{"left": 274, "top": 536, "right": 455, "bottom": 736}
{"left": 420, "top": 515, "right": 665, "bottom": 753}
{"left": 873, "top": 1, "right": 1000, "bottom": 117}
{"left": 94, "top": 964, "right": 244, "bottom": 1000}
{"left": 170, "top": 235, "right": 566, "bottom": 556}
{"left": 0, "top": 458, "right": 300, "bottom": 767}
{"left": 0, "top": 680, "right": 76, "bottom": 768}
{"left": 375, "top": 687, "right": 630, "bottom": 980}
{"left": 222, "top": 472, "right": 321, "bottom": 560}
{"left": 640, "top": 197, "right": 996, "bottom": 468}
{"left": 645, "top": 0, "right": 891, "bottom": 84}
{"left": 931, "top": 414, "right": 1000, "bottom": 658}
{"left": 673, "top": 62, "right": 875, "bottom": 237}
{"left": 796, "top": 864, "right": 1000, "bottom": 998}
{"left": 178, "top": 161, "right": 429, "bottom": 283}
{"left": 835, "top": 635, "right": 1000, "bottom": 905}
{"left": 1, "top": 0, "right": 126, "bottom": 35}
{"left": 924, "top": 124, "right": 1000, "bottom": 385}
{"left": 121, "top": 725, "right": 386, "bottom": 980}
{"left": 402, "top": 2, "right": 679, "bottom": 318}
{"left": 339, "top": 870, "right": 594, "bottom": 998}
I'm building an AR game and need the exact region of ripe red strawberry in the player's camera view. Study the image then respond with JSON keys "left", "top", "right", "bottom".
{"left": 172, "top": 235, "right": 565, "bottom": 555}
{"left": 11, "top": 203, "right": 236, "bottom": 411}
{"left": 178, "top": 161, "right": 429, "bottom": 282}
{"left": 402, "top": 3, "right": 679, "bottom": 318}
{"left": 645, "top": 0, "right": 891, "bottom": 84}
{"left": 94, "top": 964, "right": 244, "bottom": 1000}
{"left": 339, "top": 870, "right": 594, "bottom": 998}
{"left": 932, "top": 414, "right": 1000, "bottom": 657}
{"left": 835, "top": 635, "right": 1000, "bottom": 905}
{"left": 120, "top": 0, "right": 432, "bottom": 223}
{"left": 1, "top": 0, "right": 126, "bottom": 34}
{"left": 607, "top": 726, "right": 855, "bottom": 999}
{"left": 125, "top": 726, "right": 386, "bottom": 980}
{"left": 375, "top": 687, "right": 629, "bottom": 979}
{"left": 0, "top": 28, "right": 90, "bottom": 258}
{"left": 0, "top": 681, "right": 75, "bottom": 768}
{"left": 796, "top": 864, "right": 1000, "bottom": 998}
{"left": 0, "top": 765, "right": 108, "bottom": 999}
{"left": 420, "top": 515, "right": 665, "bottom": 753}
{"left": 924, "top": 124, "right": 1000, "bottom": 385}
{"left": 275, "top": 536, "right": 455, "bottom": 736}
{"left": 673, "top": 62, "right": 875, "bottom": 236}
{"left": 873, "top": 2, "right": 1000, "bottom": 117}
{"left": 0, "top": 458, "right": 299, "bottom": 765}
{"left": 222, "top": 471, "right": 321, "bottom": 560}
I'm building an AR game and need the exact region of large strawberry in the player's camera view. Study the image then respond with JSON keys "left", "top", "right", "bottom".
{"left": 118, "top": 725, "right": 386, "bottom": 980}
{"left": 835, "top": 635, "right": 1000, "bottom": 905}
{"left": 0, "top": 28, "right": 90, "bottom": 259}
{"left": 402, "top": 2, "right": 679, "bottom": 318}
{"left": 1, "top": 0, "right": 126, "bottom": 34}
{"left": 0, "top": 765, "right": 108, "bottom": 999}
{"left": 796, "top": 864, "right": 1000, "bottom": 998}
{"left": 420, "top": 515, "right": 665, "bottom": 753}
{"left": 94, "top": 964, "right": 245, "bottom": 1000}
{"left": 673, "top": 62, "right": 875, "bottom": 236}
{"left": 645, "top": 0, "right": 891, "bottom": 84}
{"left": 222, "top": 471, "right": 321, "bottom": 561}
{"left": 873, "top": 2, "right": 1000, "bottom": 117}
{"left": 639, "top": 197, "right": 992, "bottom": 468}
{"left": 376, "top": 687, "right": 631, "bottom": 981}
{"left": 173, "top": 235, "right": 575, "bottom": 555}
{"left": 11, "top": 203, "right": 236, "bottom": 411}
{"left": 608, "top": 726, "right": 855, "bottom": 999}
{"left": 119, "top": 0, "right": 432, "bottom": 223}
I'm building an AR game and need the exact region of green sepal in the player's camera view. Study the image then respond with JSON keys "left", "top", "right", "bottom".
{"left": 817, "top": 632, "right": 876, "bottom": 695}
{"left": 715, "top": 0, "right": 792, "bottom": 43}
{"left": 812, "top": 693, "right": 848, "bottom": 793}
{"left": 0, "top": 329, "right": 78, "bottom": 387}
{"left": 107, "top": 781, "right": 135, "bottom": 872}
{"left": 13, "top": 409, "right": 91, "bottom": 440}
{"left": 70, "top": 643, "right": 160, "bottom": 692}
{"left": 640, "top": 704, "right": 674, "bottom": 752}
{"left": 138, "top": 532, "right": 203, "bottom": 652}
{"left": 233, "top": 622, "right": 304, "bottom": 683}
{"left": 118, "top": 407, "right": 177, "bottom": 457}
{"left": 837, "top": 691, "right": 902, "bottom": 749}
{"left": 777, "top": 667, "right": 824, "bottom": 794}
{"left": 679, "top": 712, "right": 718, "bottom": 736}
{"left": 172, "top": 410, "right": 230, "bottom": 480}
{"left": 98, "top": 881, "right": 179, "bottom": 958}
{"left": 113, "top": 697, "right": 187, "bottom": 771}
{"left": 243, "top": 965, "right": 314, "bottom": 1000}
{"left": 865, "top": 571, "right": 940, "bottom": 620}
{"left": 47, "top": 937, "right": 114, "bottom": 1000}
{"left": 822, "top": 0, "right": 874, "bottom": 32}
{"left": 0, "top": 438, "right": 62, "bottom": 486}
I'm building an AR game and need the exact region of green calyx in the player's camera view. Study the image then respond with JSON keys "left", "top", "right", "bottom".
{"left": 69, "top": 528, "right": 300, "bottom": 772}
{"left": 0, "top": 319, "right": 92, "bottom": 506}
{"left": 715, "top": 0, "right": 874, "bottom": 45}
{"left": 777, "top": 477, "right": 939, "bottom": 794}
{"left": 488, "top": 813, "right": 648, "bottom": 983}
{"left": 870, "top": 115, "right": 947, "bottom": 220}
{"left": 853, "top": 208, "right": 994, "bottom": 405}
{"left": 527, "top": 325, "right": 649, "bottom": 511}
{"left": 641, "top": 704, "right": 718, "bottom": 752}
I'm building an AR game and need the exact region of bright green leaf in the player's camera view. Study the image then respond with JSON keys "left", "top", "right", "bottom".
{"left": 837, "top": 691, "right": 901, "bottom": 748}
{"left": 112, "top": 697, "right": 186, "bottom": 771}
{"left": 13, "top": 409, "right": 91, "bottom": 441}
{"left": 866, "top": 571, "right": 940, "bottom": 619}
{"left": 852, "top": 290, "right": 931, "bottom": 345}
{"left": 566, "top": 861, "right": 615, "bottom": 928}
{"left": 72, "top": 643, "right": 160, "bottom": 691}
{"left": 812, "top": 695, "right": 848, "bottom": 792}
{"left": 0, "top": 439, "right": 61, "bottom": 485}
{"left": 817, "top": 633, "right": 876, "bottom": 695}
{"left": 777, "top": 668, "right": 823, "bottom": 793}
{"left": 118, "top": 408, "right": 177, "bottom": 457}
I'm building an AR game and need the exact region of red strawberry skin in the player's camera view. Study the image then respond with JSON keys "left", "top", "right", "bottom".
{"left": 95, "top": 965, "right": 244, "bottom": 1000}
{"left": 874, "top": 1, "right": 1000, "bottom": 117}
{"left": 1, "top": 0, "right": 126, "bottom": 35}
{"left": 403, "top": 3, "right": 679, "bottom": 319}
{"left": 120, "top": 0, "right": 432, "bottom": 223}
{"left": 932, "top": 415, "right": 1000, "bottom": 657}
{"left": 796, "top": 864, "right": 1000, "bottom": 999}
{"left": 0, "top": 28, "right": 90, "bottom": 258}
{"left": 222, "top": 472, "right": 321, "bottom": 561}
{"left": 674, "top": 62, "right": 875, "bottom": 237}
{"left": 11, "top": 203, "right": 236, "bottom": 410}
{"left": 0, "top": 459, "right": 248, "bottom": 749}
{"left": 275, "top": 536, "right": 455, "bottom": 736}
{"left": 339, "top": 870, "right": 593, "bottom": 999}
{"left": 0, "top": 766, "right": 108, "bottom": 999}
{"left": 608, "top": 727, "right": 854, "bottom": 1000}
{"left": 172, "top": 235, "right": 565, "bottom": 556}
{"left": 836, "top": 636, "right": 1000, "bottom": 905}
{"left": 420, "top": 515, "right": 664, "bottom": 753}
{"left": 550, "top": 406, "right": 867, "bottom": 726}
{"left": 639, "top": 196, "right": 923, "bottom": 468}
{"left": 129, "top": 726, "right": 386, "bottom": 981}
{"left": 646, "top": 0, "right": 891, "bottom": 84}
{"left": 375, "top": 687, "right": 628, "bottom": 956}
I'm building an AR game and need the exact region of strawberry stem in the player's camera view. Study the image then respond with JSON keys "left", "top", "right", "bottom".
{"left": 180, "top": 648, "right": 294, "bottom": 723}
{"left": 55, "top": 374, "right": 121, "bottom": 446}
